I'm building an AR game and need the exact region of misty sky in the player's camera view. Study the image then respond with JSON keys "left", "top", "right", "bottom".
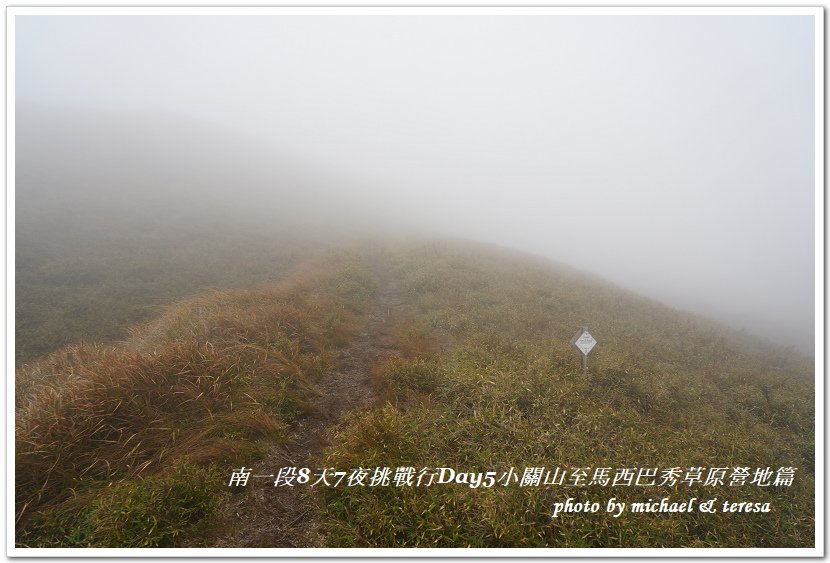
{"left": 15, "top": 13, "right": 817, "bottom": 353}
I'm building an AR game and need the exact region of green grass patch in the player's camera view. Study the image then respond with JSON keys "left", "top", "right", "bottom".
{"left": 20, "top": 461, "right": 226, "bottom": 548}
{"left": 317, "top": 242, "right": 814, "bottom": 548}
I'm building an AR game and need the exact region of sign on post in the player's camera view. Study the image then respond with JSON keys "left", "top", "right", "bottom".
{"left": 570, "top": 327, "right": 597, "bottom": 371}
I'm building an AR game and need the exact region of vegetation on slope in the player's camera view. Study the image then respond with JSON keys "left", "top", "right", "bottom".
{"left": 15, "top": 239, "right": 815, "bottom": 548}
{"left": 317, "top": 241, "right": 814, "bottom": 548}
{"left": 16, "top": 221, "right": 319, "bottom": 365}
{"left": 15, "top": 250, "right": 375, "bottom": 547}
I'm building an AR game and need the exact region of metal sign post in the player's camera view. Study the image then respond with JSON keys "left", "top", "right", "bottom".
{"left": 570, "top": 327, "right": 597, "bottom": 372}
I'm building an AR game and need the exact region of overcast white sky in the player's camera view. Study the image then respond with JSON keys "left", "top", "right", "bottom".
{"left": 14, "top": 13, "right": 818, "bottom": 353}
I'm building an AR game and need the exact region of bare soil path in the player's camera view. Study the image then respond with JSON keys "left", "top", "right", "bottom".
{"left": 211, "top": 253, "right": 401, "bottom": 547}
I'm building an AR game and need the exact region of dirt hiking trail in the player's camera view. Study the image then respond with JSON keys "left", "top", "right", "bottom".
{"left": 212, "top": 255, "right": 402, "bottom": 547}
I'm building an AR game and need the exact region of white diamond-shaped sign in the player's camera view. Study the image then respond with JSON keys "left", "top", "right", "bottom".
{"left": 570, "top": 328, "right": 597, "bottom": 356}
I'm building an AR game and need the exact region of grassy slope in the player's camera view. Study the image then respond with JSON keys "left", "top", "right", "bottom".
{"left": 15, "top": 222, "right": 318, "bottom": 365}
{"left": 15, "top": 239, "right": 814, "bottom": 548}
{"left": 319, "top": 241, "right": 814, "bottom": 548}
{"left": 15, "top": 248, "right": 376, "bottom": 547}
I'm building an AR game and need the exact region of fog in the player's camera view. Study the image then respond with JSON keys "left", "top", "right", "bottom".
{"left": 15, "top": 14, "right": 816, "bottom": 355}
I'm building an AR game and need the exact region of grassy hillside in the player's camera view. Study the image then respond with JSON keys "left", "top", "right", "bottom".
{"left": 15, "top": 240, "right": 814, "bottom": 548}
{"left": 318, "top": 241, "right": 813, "bottom": 548}
{"left": 14, "top": 103, "right": 368, "bottom": 366}
{"left": 16, "top": 249, "right": 375, "bottom": 546}
{"left": 15, "top": 221, "right": 320, "bottom": 365}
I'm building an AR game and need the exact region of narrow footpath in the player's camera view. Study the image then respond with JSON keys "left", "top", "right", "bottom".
{"left": 212, "top": 256, "right": 402, "bottom": 547}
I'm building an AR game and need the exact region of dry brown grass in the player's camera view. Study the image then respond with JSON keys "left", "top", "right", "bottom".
{"left": 16, "top": 251, "right": 375, "bottom": 541}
